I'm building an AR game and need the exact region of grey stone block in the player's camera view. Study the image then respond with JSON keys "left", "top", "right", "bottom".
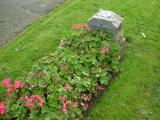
{"left": 88, "top": 9, "right": 123, "bottom": 34}
{"left": 88, "top": 9, "right": 125, "bottom": 45}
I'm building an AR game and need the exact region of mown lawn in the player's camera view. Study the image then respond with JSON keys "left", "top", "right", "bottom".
{"left": 0, "top": 0, "right": 160, "bottom": 119}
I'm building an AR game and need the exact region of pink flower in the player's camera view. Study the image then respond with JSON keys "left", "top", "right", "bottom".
{"left": 20, "top": 95, "right": 44, "bottom": 109}
{"left": 14, "top": 81, "right": 24, "bottom": 89}
{"left": 19, "top": 96, "right": 32, "bottom": 109}
{"left": 101, "top": 47, "right": 109, "bottom": 54}
{"left": 26, "top": 100, "right": 33, "bottom": 109}
{"left": 63, "top": 108, "right": 67, "bottom": 113}
{"left": 0, "top": 103, "right": 6, "bottom": 116}
{"left": 105, "top": 47, "right": 109, "bottom": 53}
{"left": 62, "top": 103, "right": 67, "bottom": 113}
{"left": 101, "top": 48, "right": 106, "bottom": 54}
{"left": 19, "top": 97, "right": 25, "bottom": 101}
{"left": 1, "top": 78, "right": 12, "bottom": 89}
{"left": 65, "top": 83, "right": 70, "bottom": 91}
{"left": 61, "top": 99, "right": 74, "bottom": 113}
{"left": 35, "top": 95, "right": 44, "bottom": 108}
{"left": 29, "top": 95, "right": 44, "bottom": 109}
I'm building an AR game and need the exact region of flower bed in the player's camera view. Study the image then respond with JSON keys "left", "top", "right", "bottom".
{"left": 0, "top": 31, "right": 121, "bottom": 120}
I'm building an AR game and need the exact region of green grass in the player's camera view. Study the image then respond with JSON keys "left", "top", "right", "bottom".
{"left": 0, "top": 0, "right": 160, "bottom": 119}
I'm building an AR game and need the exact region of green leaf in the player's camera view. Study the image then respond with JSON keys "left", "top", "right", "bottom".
{"left": 100, "top": 74, "right": 109, "bottom": 85}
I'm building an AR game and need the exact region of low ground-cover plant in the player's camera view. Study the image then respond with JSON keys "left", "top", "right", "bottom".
{"left": 0, "top": 78, "right": 44, "bottom": 120}
{"left": 0, "top": 31, "right": 121, "bottom": 120}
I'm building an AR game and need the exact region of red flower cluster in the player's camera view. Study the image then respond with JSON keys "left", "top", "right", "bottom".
{"left": 101, "top": 47, "right": 109, "bottom": 54}
{"left": 79, "top": 94, "right": 91, "bottom": 111}
{"left": 1, "top": 78, "right": 44, "bottom": 117}
{"left": 1, "top": 78, "right": 25, "bottom": 99}
{"left": 96, "top": 84, "right": 105, "bottom": 91}
{"left": 0, "top": 103, "right": 6, "bottom": 116}
{"left": 93, "top": 83, "right": 105, "bottom": 97}
{"left": 80, "top": 94, "right": 91, "bottom": 101}
{"left": 14, "top": 81, "right": 24, "bottom": 89}
{"left": 20, "top": 95, "right": 44, "bottom": 109}
{"left": 1, "top": 78, "right": 12, "bottom": 89}
{"left": 60, "top": 83, "right": 78, "bottom": 113}
{"left": 60, "top": 96, "right": 77, "bottom": 113}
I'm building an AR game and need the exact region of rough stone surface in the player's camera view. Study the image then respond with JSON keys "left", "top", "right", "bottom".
{"left": 88, "top": 9, "right": 125, "bottom": 44}
{"left": 88, "top": 10, "right": 123, "bottom": 34}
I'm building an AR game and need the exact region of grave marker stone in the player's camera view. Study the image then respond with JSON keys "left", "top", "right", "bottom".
{"left": 88, "top": 9, "right": 125, "bottom": 45}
